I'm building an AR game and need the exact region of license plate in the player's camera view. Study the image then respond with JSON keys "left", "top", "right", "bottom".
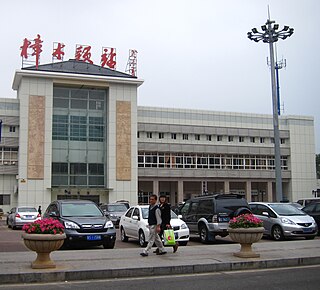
{"left": 87, "top": 235, "right": 101, "bottom": 241}
{"left": 24, "top": 215, "right": 33, "bottom": 219}
{"left": 218, "top": 217, "right": 230, "bottom": 222}
{"left": 303, "top": 228, "right": 312, "bottom": 233}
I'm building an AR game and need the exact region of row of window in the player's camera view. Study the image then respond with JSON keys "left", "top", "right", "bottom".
{"left": 53, "top": 87, "right": 105, "bottom": 111}
{"left": 139, "top": 132, "right": 286, "bottom": 144}
{"left": 53, "top": 115, "right": 105, "bottom": 142}
{"left": 0, "top": 147, "right": 18, "bottom": 165}
{"left": 138, "top": 152, "right": 288, "bottom": 170}
{"left": 52, "top": 163, "right": 105, "bottom": 187}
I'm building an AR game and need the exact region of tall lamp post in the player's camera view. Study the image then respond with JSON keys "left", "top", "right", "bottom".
{"left": 247, "top": 19, "right": 294, "bottom": 202}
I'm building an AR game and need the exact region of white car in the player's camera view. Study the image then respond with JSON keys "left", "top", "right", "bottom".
{"left": 119, "top": 205, "right": 190, "bottom": 247}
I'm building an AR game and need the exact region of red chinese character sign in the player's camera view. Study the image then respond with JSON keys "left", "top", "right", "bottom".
{"left": 52, "top": 42, "right": 65, "bottom": 62}
{"left": 125, "top": 49, "right": 138, "bottom": 77}
{"left": 20, "top": 34, "right": 43, "bottom": 69}
{"left": 75, "top": 44, "right": 93, "bottom": 64}
{"left": 101, "top": 47, "right": 116, "bottom": 69}
{"left": 19, "top": 35, "right": 139, "bottom": 76}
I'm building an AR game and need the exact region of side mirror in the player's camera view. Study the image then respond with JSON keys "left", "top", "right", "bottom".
{"left": 262, "top": 211, "right": 269, "bottom": 217}
{"left": 132, "top": 215, "right": 139, "bottom": 221}
{"left": 49, "top": 212, "right": 59, "bottom": 218}
{"left": 178, "top": 214, "right": 183, "bottom": 219}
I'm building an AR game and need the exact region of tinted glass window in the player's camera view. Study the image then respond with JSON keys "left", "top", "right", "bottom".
{"left": 125, "top": 208, "right": 133, "bottom": 217}
{"left": 180, "top": 201, "right": 191, "bottom": 215}
{"left": 198, "top": 200, "right": 213, "bottom": 214}
{"left": 61, "top": 202, "right": 102, "bottom": 217}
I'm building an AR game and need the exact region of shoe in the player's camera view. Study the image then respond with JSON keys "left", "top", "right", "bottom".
{"left": 156, "top": 251, "right": 167, "bottom": 255}
{"left": 153, "top": 248, "right": 160, "bottom": 254}
{"left": 173, "top": 244, "right": 179, "bottom": 253}
{"left": 140, "top": 252, "right": 148, "bottom": 257}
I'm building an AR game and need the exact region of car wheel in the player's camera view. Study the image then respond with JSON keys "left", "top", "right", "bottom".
{"left": 271, "top": 225, "right": 284, "bottom": 241}
{"left": 103, "top": 240, "right": 115, "bottom": 249}
{"left": 139, "top": 230, "right": 146, "bottom": 247}
{"left": 120, "top": 227, "right": 128, "bottom": 242}
{"left": 199, "top": 224, "right": 209, "bottom": 243}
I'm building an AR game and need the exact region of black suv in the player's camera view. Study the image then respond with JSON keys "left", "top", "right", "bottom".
{"left": 178, "top": 194, "right": 251, "bottom": 243}
{"left": 43, "top": 200, "right": 116, "bottom": 249}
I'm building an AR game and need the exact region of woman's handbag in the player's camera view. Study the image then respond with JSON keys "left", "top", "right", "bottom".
{"left": 164, "top": 229, "right": 176, "bottom": 246}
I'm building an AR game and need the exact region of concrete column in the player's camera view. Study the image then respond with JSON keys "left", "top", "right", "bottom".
{"left": 224, "top": 181, "right": 230, "bottom": 193}
{"left": 153, "top": 180, "right": 159, "bottom": 196}
{"left": 246, "top": 181, "right": 251, "bottom": 202}
{"left": 177, "top": 180, "right": 184, "bottom": 204}
{"left": 267, "top": 181, "right": 273, "bottom": 202}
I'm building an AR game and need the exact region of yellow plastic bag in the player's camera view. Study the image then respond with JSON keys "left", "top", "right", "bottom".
{"left": 164, "top": 229, "right": 176, "bottom": 246}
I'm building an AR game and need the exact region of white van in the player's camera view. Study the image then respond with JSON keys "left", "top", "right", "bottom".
{"left": 296, "top": 198, "right": 320, "bottom": 207}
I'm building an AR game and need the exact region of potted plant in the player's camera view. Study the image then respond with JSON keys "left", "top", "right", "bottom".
{"left": 228, "top": 213, "right": 264, "bottom": 258}
{"left": 21, "top": 218, "right": 66, "bottom": 269}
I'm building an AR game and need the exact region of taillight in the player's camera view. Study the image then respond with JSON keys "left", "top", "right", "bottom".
{"left": 15, "top": 213, "right": 21, "bottom": 218}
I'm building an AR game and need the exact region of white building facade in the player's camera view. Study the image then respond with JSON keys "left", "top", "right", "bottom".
{"left": 0, "top": 61, "right": 317, "bottom": 211}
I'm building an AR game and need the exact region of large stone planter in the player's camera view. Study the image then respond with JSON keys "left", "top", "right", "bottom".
{"left": 22, "top": 232, "right": 66, "bottom": 269}
{"left": 228, "top": 227, "right": 264, "bottom": 258}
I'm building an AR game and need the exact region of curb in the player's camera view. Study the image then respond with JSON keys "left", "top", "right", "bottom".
{"left": 2, "top": 256, "right": 320, "bottom": 284}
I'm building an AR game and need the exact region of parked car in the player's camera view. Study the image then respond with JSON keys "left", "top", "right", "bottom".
{"left": 100, "top": 203, "right": 128, "bottom": 227}
{"left": 249, "top": 202, "right": 318, "bottom": 241}
{"left": 296, "top": 198, "right": 320, "bottom": 207}
{"left": 43, "top": 199, "right": 116, "bottom": 249}
{"left": 119, "top": 205, "right": 190, "bottom": 247}
{"left": 6, "top": 207, "right": 41, "bottom": 229}
{"left": 302, "top": 202, "right": 320, "bottom": 233}
{"left": 177, "top": 194, "right": 251, "bottom": 243}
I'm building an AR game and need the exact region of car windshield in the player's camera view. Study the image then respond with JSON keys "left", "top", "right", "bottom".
{"left": 141, "top": 208, "right": 178, "bottom": 219}
{"left": 61, "top": 203, "right": 103, "bottom": 217}
{"left": 107, "top": 204, "right": 128, "bottom": 212}
{"left": 269, "top": 204, "right": 306, "bottom": 216}
{"left": 18, "top": 207, "right": 37, "bottom": 212}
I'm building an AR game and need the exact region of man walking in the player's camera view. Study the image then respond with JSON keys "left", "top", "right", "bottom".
{"left": 140, "top": 194, "right": 167, "bottom": 257}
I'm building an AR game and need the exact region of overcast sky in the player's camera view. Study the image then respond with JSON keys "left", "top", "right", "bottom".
{"left": 1, "top": 0, "right": 319, "bottom": 152}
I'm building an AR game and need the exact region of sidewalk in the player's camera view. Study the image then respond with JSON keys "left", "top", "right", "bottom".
{"left": 1, "top": 239, "right": 320, "bottom": 284}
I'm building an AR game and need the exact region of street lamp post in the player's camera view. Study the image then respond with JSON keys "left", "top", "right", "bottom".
{"left": 248, "top": 19, "right": 294, "bottom": 202}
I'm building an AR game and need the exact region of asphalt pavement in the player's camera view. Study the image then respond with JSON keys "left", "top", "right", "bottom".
{"left": 1, "top": 235, "right": 320, "bottom": 285}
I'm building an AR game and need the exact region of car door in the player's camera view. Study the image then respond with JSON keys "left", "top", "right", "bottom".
{"left": 180, "top": 201, "right": 199, "bottom": 234}
{"left": 121, "top": 207, "right": 134, "bottom": 237}
{"left": 256, "top": 204, "right": 275, "bottom": 235}
{"left": 129, "top": 207, "right": 141, "bottom": 239}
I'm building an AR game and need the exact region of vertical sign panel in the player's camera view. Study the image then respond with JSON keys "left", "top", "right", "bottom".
{"left": 28, "top": 95, "right": 45, "bottom": 179}
{"left": 116, "top": 101, "right": 131, "bottom": 180}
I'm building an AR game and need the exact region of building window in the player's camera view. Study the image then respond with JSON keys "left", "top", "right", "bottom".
{"left": 147, "top": 132, "right": 153, "bottom": 138}
{"left": 70, "top": 116, "right": 87, "bottom": 141}
{"left": 195, "top": 134, "right": 200, "bottom": 141}
{"left": 271, "top": 138, "right": 275, "bottom": 144}
{"left": 89, "top": 117, "right": 104, "bottom": 142}
{"left": 250, "top": 137, "right": 255, "bottom": 143}
{"left": 260, "top": 137, "right": 265, "bottom": 143}
{"left": 206, "top": 135, "right": 211, "bottom": 141}
{"left": 239, "top": 136, "right": 244, "bottom": 143}
{"left": 228, "top": 136, "right": 234, "bottom": 142}
{"left": 137, "top": 132, "right": 140, "bottom": 138}
{"left": 217, "top": 135, "right": 222, "bottom": 142}
{"left": 183, "top": 134, "right": 188, "bottom": 140}
{"left": 280, "top": 138, "right": 285, "bottom": 144}
{"left": 159, "top": 133, "right": 164, "bottom": 139}
{"left": 0, "top": 194, "right": 10, "bottom": 205}
{"left": 171, "top": 133, "right": 177, "bottom": 140}
{"left": 9, "top": 126, "right": 16, "bottom": 132}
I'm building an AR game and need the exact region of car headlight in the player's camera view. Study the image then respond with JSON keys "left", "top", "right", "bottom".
{"left": 180, "top": 223, "right": 188, "bottom": 229}
{"left": 280, "top": 217, "right": 295, "bottom": 225}
{"left": 104, "top": 220, "right": 114, "bottom": 228}
{"left": 64, "top": 221, "right": 80, "bottom": 229}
